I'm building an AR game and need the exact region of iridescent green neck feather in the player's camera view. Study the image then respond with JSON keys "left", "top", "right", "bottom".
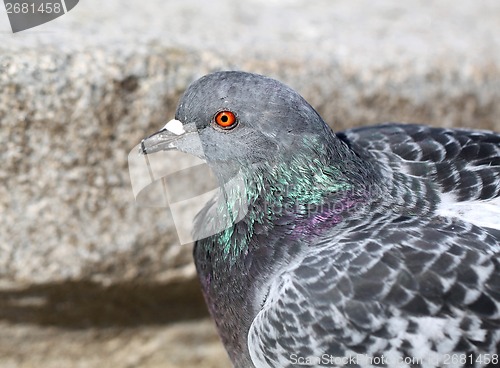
{"left": 197, "top": 134, "right": 377, "bottom": 266}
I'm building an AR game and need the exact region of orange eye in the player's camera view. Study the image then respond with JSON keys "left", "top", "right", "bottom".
{"left": 214, "top": 111, "right": 237, "bottom": 128}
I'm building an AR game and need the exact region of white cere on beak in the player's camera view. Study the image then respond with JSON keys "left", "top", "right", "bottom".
{"left": 162, "top": 119, "right": 185, "bottom": 135}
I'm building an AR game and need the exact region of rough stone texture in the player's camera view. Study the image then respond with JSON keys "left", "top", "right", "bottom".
{"left": 0, "top": 320, "right": 230, "bottom": 368}
{"left": 0, "top": 0, "right": 499, "bottom": 367}
{"left": 0, "top": 279, "right": 231, "bottom": 367}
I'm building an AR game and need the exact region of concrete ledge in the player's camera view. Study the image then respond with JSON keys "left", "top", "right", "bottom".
{"left": 1, "top": 0, "right": 500, "bottom": 288}
{"left": 1, "top": 50, "right": 499, "bottom": 287}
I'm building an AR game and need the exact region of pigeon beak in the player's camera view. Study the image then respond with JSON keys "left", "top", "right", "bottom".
{"left": 140, "top": 119, "right": 199, "bottom": 155}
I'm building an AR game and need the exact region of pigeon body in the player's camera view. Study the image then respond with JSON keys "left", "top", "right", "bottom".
{"left": 141, "top": 72, "right": 500, "bottom": 368}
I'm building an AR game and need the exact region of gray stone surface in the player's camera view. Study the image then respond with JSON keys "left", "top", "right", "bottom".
{"left": 0, "top": 0, "right": 499, "bottom": 367}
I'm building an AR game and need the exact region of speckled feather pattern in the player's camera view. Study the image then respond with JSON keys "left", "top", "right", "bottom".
{"left": 248, "top": 216, "right": 500, "bottom": 368}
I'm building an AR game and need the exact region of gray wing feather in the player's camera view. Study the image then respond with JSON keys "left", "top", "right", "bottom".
{"left": 339, "top": 123, "right": 500, "bottom": 201}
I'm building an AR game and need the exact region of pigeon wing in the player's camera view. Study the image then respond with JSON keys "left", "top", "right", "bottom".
{"left": 248, "top": 217, "right": 500, "bottom": 368}
{"left": 338, "top": 123, "right": 500, "bottom": 202}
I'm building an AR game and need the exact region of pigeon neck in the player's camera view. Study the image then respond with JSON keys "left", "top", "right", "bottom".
{"left": 210, "top": 131, "right": 378, "bottom": 263}
{"left": 194, "top": 131, "right": 381, "bottom": 364}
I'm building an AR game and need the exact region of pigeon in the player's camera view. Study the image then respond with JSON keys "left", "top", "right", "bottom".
{"left": 141, "top": 71, "right": 500, "bottom": 368}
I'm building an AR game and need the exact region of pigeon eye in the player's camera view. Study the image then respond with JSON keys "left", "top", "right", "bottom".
{"left": 214, "top": 111, "right": 237, "bottom": 129}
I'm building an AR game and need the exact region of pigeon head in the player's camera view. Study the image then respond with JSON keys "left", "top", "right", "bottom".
{"left": 140, "top": 71, "right": 375, "bottom": 245}
{"left": 141, "top": 71, "right": 338, "bottom": 180}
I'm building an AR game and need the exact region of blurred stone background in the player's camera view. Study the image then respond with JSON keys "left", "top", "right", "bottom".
{"left": 0, "top": 0, "right": 499, "bottom": 367}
